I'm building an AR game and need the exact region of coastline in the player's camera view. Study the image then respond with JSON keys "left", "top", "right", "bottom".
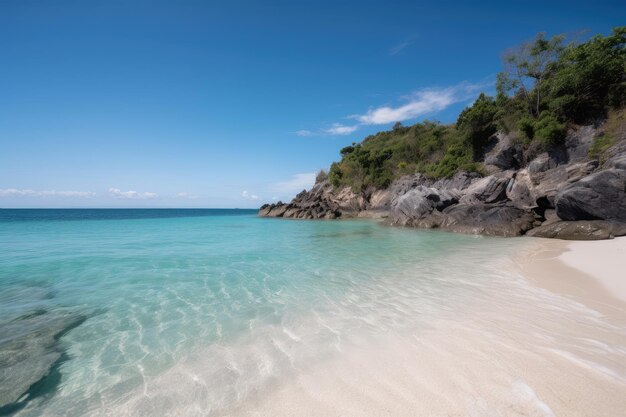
{"left": 519, "top": 236, "right": 626, "bottom": 318}
{"left": 230, "top": 234, "right": 626, "bottom": 417}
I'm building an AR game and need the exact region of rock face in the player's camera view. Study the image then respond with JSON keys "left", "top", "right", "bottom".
{"left": 555, "top": 169, "right": 626, "bottom": 221}
{"left": 391, "top": 186, "right": 460, "bottom": 227}
{"left": 259, "top": 123, "right": 626, "bottom": 240}
{"left": 483, "top": 133, "right": 524, "bottom": 172}
{"left": 439, "top": 202, "right": 536, "bottom": 237}
{"left": 259, "top": 180, "right": 365, "bottom": 220}
{"left": 526, "top": 221, "right": 626, "bottom": 240}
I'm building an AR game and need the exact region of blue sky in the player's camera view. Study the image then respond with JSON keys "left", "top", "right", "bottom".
{"left": 1, "top": 0, "right": 624, "bottom": 208}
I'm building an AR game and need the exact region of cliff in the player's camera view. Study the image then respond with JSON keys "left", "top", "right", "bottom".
{"left": 259, "top": 28, "right": 626, "bottom": 239}
{"left": 260, "top": 121, "right": 626, "bottom": 239}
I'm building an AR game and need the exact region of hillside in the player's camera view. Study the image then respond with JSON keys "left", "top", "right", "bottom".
{"left": 260, "top": 28, "right": 626, "bottom": 240}
{"left": 327, "top": 27, "right": 625, "bottom": 191}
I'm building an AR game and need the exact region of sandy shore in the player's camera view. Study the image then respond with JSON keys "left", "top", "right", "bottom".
{"left": 230, "top": 237, "right": 626, "bottom": 417}
{"left": 520, "top": 236, "right": 626, "bottom": 318}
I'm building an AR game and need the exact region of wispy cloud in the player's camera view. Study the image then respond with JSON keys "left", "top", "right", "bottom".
{"left": 389, "top": 38, "right": 414, "bottom": 56}
{"left": 0, "top": 188, "right": 96, "bottom": 197}
{"left": 303, "top": 81, "right": 486, "bottom": 137}
{"left": 355, "top": 83, "right": 483, "bottom": 125}
{"left": 241, "top": 190, "right": 260, "bottom": 201}
{"left": 324, "top": 123, "right": 358, "bottom": 135}
{"left": 109, "top": 188, "right": 157, "bottom": 199}
{"left": 177, "top": 192, "right": 198, "bottom": 199}
{"left": 294, "top": 129, "right": 313, "bottom": 137}
{"left": 271, "top": 172, "right": 316, "bottom": 194}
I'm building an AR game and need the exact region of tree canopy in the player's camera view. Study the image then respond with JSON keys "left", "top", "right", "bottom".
{"left": 327, "top": 27, "right": 625, "bottom": 192}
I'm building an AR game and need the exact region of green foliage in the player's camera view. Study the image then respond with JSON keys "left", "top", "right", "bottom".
{"left": 315, "top": 169, "right": 328, "bottom": 183}
{"left": 328, "top": 162, "right": 343, "bottom": 187}
{"left": 588, "top": 133, "right": 616, "bottom": 159}
{"left": 325, "top": 28, "right": 625, "bottom": 191}
{"left": 533, "top": 112, "right": 566, "bottom": 147}
{"left": 457, "top": 93, "right": 498, "bottom": 153}
{"left": 517, "top": 115, "right": 536, "bottom": 141}
{"left": 497, "top": 32, "right": 565, "bottom": 116}
{"left": 542, "top": 27, "right": 626, "bottom": 123}
{"left": 588, "top": 108, "right": 625, "bottom": 159}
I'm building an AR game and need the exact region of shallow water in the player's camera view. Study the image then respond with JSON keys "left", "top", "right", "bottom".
{"left": 1, "top": 209, "right": 625, "bottom": 416}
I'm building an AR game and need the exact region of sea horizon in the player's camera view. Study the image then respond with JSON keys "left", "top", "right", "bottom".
{"left": 2, "top": 2, "right": 625, "bottom": 416}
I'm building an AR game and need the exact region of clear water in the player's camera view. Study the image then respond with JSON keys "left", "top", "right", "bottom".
{"left": 1, "top": 209, "right": 624, "bottom": 416}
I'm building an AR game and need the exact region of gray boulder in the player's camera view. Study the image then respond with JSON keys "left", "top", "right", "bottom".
{"left": 506, "top": 169, "right": 535, "bottom": 209}
{"left": 483, "top": 133, "right": 524, "bottom": 171}
{"left": 529, "top": 161, "right": 598, "bottom": 208}
{"left": 439, "top": 202, "right": 537, "bottom": 237}
{"left": 459, "top": 172, "right": 513, "bottom": 205}
{"left": 527, "top": 220, "right": 626, "bottom": 240}
{"left": 565, "top": 125, "right": 596, "bottom": 162}
{"left": 555, "top": 168, "right": 626, "bottom": 221}
{"left": 390, "top": 186, "right": 460, "bottom": 226}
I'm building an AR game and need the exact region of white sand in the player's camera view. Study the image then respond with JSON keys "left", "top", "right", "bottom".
{"left": 229, "top": 237, "right": 626, "bottom": 417}
{"left": 560, "top": 237, "right": 626, "bottom": 303}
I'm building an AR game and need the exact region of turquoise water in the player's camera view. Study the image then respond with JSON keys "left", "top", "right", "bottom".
{"left": 2, "top": 209, "right": 623, "bottom": 416}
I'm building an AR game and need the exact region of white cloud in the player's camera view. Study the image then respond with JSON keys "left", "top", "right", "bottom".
{"left": 270, "top": 172, "right": 316, "bottom": 194}
{"left": 294, "top": 129, "right": 313, "bottom": 137}
{"left": 177, "top": 192, "right": 198, "bottom": 199}
{"left": 0, "top": 188, "right": 96, "bottom": 197}
{"left": 109, "top": 188, "right": 158, "bottom": 199}
{"left": 241, "top": 190, "right": 260, "bottom": 201}
{"left": 324, "top": 123, "right": 358, "bottom": 135}
{"left": 389, "top": 39, "right": 413, "bottom": 56}
{"left": 355, "top": 83, "right": 482, "bottom": 125}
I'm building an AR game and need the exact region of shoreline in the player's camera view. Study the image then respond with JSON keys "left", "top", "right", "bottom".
{"left": 229, "top": 235, "right": 626, "bottom": 417}
{"left": 519, "top": 236, "right": 626, "bottom": 318}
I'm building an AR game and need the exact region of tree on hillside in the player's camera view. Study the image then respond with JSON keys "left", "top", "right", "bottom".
{"left": 541, "top": 27, "right": 626, "bottom": 122}
{"left": 497, "top": 33, "right": 565, "bottom": 117}
{"left": 457, "top": 93, "right": 498, "bottom": 153}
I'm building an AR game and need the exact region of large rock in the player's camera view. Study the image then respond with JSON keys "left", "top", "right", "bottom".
{"left": 0, "top": 310, "right": 85, "bottom": 409}
{"left": 565, "top": 125, "right": 596, "bottom": 162}
{"left": 602, "top": 140, "right": 626, "bottom": 170}
{"left": 390, "top": 186, "right": 460, "bottom": 226}
{"left": 258, "top": 179, "right": 361, "bottom": 219}
{"left": 368, "top": 189, "right": 392, "bottom": 209}
{"left": 483, "top": 133, "right": 524, "bottom": 171}
{"left": 528, "top": 161, "right": 598, "bottom": 209}
{"left": 439, "top": 202, "right": 537, "bottom": 237}
{"left": 431, "top": 171, "right": 481, "bottom": 192}
{"left": 459, "top": 172, "right": 513, "bottom": 205}
{"left": 555, "top": 168, "right": 626, "bottom": 221}
{"left": 526, "top": 220, "right": 626, "bottom": 240}
{"left": 527, "top": 150, "right": 567, "bottom": 174}
{"left": 506, "top": 169, "right": 535, "bottom": 209}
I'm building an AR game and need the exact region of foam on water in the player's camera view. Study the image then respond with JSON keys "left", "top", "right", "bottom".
{"left": 1, "top": 210, "right": 625, "bottom": 416}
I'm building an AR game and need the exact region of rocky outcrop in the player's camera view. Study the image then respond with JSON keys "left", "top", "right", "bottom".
{"left": 259, "top": 123, "right": 626, "bottom": 240}
{"left": 259, "top": 180, "right": 365, "bottom": 219}
{"left": 390, "top": 186, "right": 460, "bottom": 226}
{"left": 555, "top": 168, "right": 626, "bottom": 221}
{"left": 526, "top": 221, "right": 626, "bottom": 240}
{"left": 439, "top": 202, "right": 537, "bottom": 237}
{"left": 483, "top": 133, "right": 524, "bottom": 172}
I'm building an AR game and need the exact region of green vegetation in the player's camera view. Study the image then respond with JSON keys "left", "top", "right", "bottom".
{"left": 588, "top": 108, "right": 625, "bottom": 160}
{"left": 328, "top": 27, "right": 625, "bottom": 192}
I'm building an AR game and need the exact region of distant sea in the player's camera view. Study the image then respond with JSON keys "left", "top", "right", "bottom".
{"left": 1, "top": 209, "right": 625, "bottom": 416}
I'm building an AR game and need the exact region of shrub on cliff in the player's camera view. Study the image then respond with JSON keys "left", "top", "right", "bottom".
{"left": 325, "top": 27, "right": 625, "bottom": 191}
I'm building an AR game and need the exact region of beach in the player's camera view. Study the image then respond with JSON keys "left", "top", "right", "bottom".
{"left": 231, "top": 237, "right": 626, "bottom": 417}
{"left": 1, "top": 211, "right": 625, "bottom": 416}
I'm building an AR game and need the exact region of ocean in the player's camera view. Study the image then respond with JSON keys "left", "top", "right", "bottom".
{"left": 1, "top": 209, "right": 625, "bottom": 416}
